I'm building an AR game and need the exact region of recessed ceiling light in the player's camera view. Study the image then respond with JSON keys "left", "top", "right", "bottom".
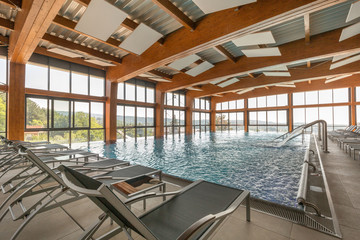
{"left": 119, "top": 23, "right": 163, "bottom": 55}
{"left": 242, "top": 47, "right": 281, "bottom": 57}
{"left": 47, "top": 48, "right": 83, "bottom": 58}
{"left": 75, "top": 0, "right": 128, "bottom": 41}
{"left": 167, "top": 54, "right": 201, "bottom": 71}
{"left": 330, "top": 54, "right": 360, "bottom": 69}
{"left": 339, "top": 21, "right": 360, "bottom": 42}
{"left": 233, "top": 31, "right": 276, "bottom": 47}
{"left": 346, "top": 1, "right": 360, "bottom": 22}
{"left": 263, "top": 72, "right": 291, "bottom": 77}
{"left": 185, "top": 61, "right": 214, "bottom": 77}
{"left": 325, "top": 74, "right": 353, "bottom": 84}
{"left": 192, "top": 0, "right": 256, "bottom": 14}
{"left": 85, "top": 59, "right": 116, "bottom": 66}
{"left": 217, "top": 78, "right": 239, "bottom": 88}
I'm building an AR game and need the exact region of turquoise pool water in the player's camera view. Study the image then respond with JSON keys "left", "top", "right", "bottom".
{"left": 76, "top": 132, "right": 307, "bottom": 207}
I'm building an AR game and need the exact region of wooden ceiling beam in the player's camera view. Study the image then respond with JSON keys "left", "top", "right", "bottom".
{"left": 42, "top": 33, "right": 122, "bottom": 64}
{"left": 214, "top": 45, "right": 238, "bottom": 63}
{"left": 151, "top": 0, "right": 195, "bottom": 30}
{"left": 0, "top": 16, "right": 14, "bottom": 31}
{"left": 34, "top": 46, "right": 105, "bottom": 70}
{"left": 9, "top": 0, "right": 66, "bottom": 63}
{"left": 188, "top": 61, "right": 360, "bottom": 98}
{"left": 157, "top": 27, "right": 360, "bottom": 92}
{"left": 148, "top": 69, "right": 173, "bottom": 80}
{"left": 214, "top": 75, "right": 360, "bottom": 103}
{"left": 106, "top": 0, "right": 344, "bottom": 82}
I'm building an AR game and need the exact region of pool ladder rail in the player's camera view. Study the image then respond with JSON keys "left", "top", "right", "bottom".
{"left": 275, "top": 120, "right": 329, "bottom": 153}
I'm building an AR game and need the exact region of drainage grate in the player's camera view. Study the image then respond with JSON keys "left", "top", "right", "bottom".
{"left": 243, "top": 197, "right": 339, "bottom": 237}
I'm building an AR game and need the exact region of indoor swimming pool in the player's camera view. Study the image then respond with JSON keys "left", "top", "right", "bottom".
{"left": 78, "top": 132, "right": 308, "bottom": 207}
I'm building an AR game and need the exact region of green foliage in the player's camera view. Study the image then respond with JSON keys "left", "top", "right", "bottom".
{"left": 0, "top": 93, "right": 6, "bottom": 132}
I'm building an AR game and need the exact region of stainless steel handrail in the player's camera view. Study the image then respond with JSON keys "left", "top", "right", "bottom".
{"left": 302, "top": 120, "right": 329, "bottom": 153}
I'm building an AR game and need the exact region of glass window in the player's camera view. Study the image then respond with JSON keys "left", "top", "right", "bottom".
{"left": 180, "top": 94, "right": 185, "bottom": 107}
{"left": 237, "top": 112, "right": 244, "bottom": 125}
{"left": 147, "top": 88, "right": 155, "bottom": 103}
{"left": 137, "top": 107, "right": 146, "bottom": 126}
{"left": 90, "top": 75, "right": 104, "bottom": 97}
{"left": 229, "top": 101, "right": 236, "bottom": 110}
{"left": 146, "top": 108, "right": 154, "bottom": 126}
{"left": 278, "top": 110, "right": 287, "bottom": 125}
{"left": 205, "top": 100, "right": 210, "bottom": 110}
{"left": 0, "top": 92, "right": 6, "bottom": 133}
{"left": 125, "top": 106, "right": 135, "bottom": 126}
{"left": 306, "top": 107, "right": 318, "bottom": 123}
{"left": 222, "top": 102, "right": 228, "bottom": 110}
{"left": 333, "top": 106, "right": 349, "bottom": 128}
{"left": 319, "top": 90, "right": 332, "bottom": 104}
{"left": 267, "top": 95, "right": 276, "bottom": 107}
{"left": 356, "top": 87, "right": 360, "bottom": 102}
{"left": 117, "top": 105, "right": 124, "bottom": 127}
{"left": 277, "top": 94, "right": 288, "bottom": 106}
{"left": 173, "top": 93, "right": 179, "bottom": 106}
{"left": 166, "top": 93, "right": 173, "bottom": 106}
{"left": 333, "top": 88, "right": 349, "bottom": 103}
{"left": 125, "top": 83, "right": 135, "bottom": 101}
{"left": 26, "top": 63, "right": 48, "bottom": 90}
{"left": 117, "top": 83, "right": 124, "bottom": 99}
{"left": 267, "top": 111, "right": 277, "bottom": 125}
{"left": 194, "top": 98, "right": 200, "bottom": 109}
{"left": 257, "top": 97, "right": 266, "bottom": 108}
{"left": 293, "top": 92, "right": 305, "bottom": 106}
{"left": 50, "top": 66, "right": 70, "bottom": 93}
{"left": 357, "top": 105, "right": 360, "bottom": 125}
{"left": 229, "top": 112, "right": 236, "bottom": 125}
{"left": 248, "top": 98, "right": 256, "bottom": 108}
{"left": 74, "top": 102, "right": 89, "bottom": 128}
{"left": 136, "top": 85, "right": 145, "bottom": 102}
{"left": 91, "top": 102, "right": 104, "bottom": 128}
{"left": 305, "top": 91, "right": 318, "bottom": 105}
{"left": 216, "top": 103, "right": 221, "bottom": 110}
{"left": 293, "top": 108, "right": 305, "bottom": 126}
{"left": 53, "top": 100, "right": 69, "bottom": 128}
{"left": 26, "top": 98, "right": 48, "bottom": 128}
{"left": 237, "top": 99, "right": 244, "bottom": 109}
{"left": 249, "top": 112, "right": 257, "bottom": 124}
{"left": 71, "top": 71, "right": 88, "bottom": 95}
{"left": 0, "top": 56, "right": 6, "bottom": 85}
{"left": 319, "top": 107, "right": 333, "bottom": 127}
{"left": 258, "top": 111, "right": 266, "bottom": 125}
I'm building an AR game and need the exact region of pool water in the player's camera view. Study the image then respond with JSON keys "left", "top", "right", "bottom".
{"left": 75, "top": 132, "right": 308, "bottom": 207}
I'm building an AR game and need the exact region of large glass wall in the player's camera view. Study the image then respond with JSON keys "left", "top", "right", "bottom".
{"left": 193, "top": 112, "right": 210, "bottom": 133}
{"left": 164, "top": 91, "right": 186, "bottom": 137}
{"left": 215, "top": 111, "right": 244, "bottom": 132}
{"left": 293, "top": 88, "right": 350, "bottom": 131}
{"left": 117, "top": 78, "right": 155, "bottom": 103}
{"left": 0, "top": 50, "right": 7, "bottom": 136}
{"left": 248, "top": 110, "right": 288, "bottom": 132}
{"left": 116, "top": 79, "right": 156, "bottom": 141}
{"left": 25, "top": 54, "right": 105, "bottom": 97}
{"left": 248, "top": 94, "right": 288, "bottom": 108}
{"left": 116, "top": 105, "right": 155, "bottom": 140}
{"left": 24, "top": 96, "right": 104, "bottom": 146}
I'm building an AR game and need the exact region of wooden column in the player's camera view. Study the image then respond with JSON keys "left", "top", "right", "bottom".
{"left": 185, "top": 94, "right": 193, "bottom": 135}
{"left": 244, "top": 99, "right": 248, "bottom": 132}
{"left": 210, "top": 98, "right": 216, "bottom": 132}
{"left": 155, "top": 86, "right": 164, "bottom": 138}
{"left": 7, "top": 62, "right": 25, "bottom": 140}
{"left": 288, "top": 93, "right": 293, "bottom": 132}
{"left": 351, "top": 86, "right": 356, "bottom": 125}
{"left": 105, "top": 80, "right": 117, "bottom": 143}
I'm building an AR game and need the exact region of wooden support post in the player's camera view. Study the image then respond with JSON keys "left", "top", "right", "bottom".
{"left": 155, "top": 86, "right": 164, "bottom": 138}
{"left": 185, "top": 94, "right": 193, "bottom": 135}
{"left": 7, "top": 62, "right": 25, "bottom": 140}
{"left": 105, "top": 80, "right": 117, "bottom": 143}
{"left": 244, "top": 99, "right": 248, "bottom": 132}
{"left": 210, "top": 98, "right": 216, "bottom": 132}
{"left": 288, "top": 93, "right": 293, "bottom": 132}
{"left": 351, "top": 86, "right": 356, "bottom": 125}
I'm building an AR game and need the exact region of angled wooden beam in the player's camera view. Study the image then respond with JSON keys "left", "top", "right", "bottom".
{"left": 0, "top": 0, "right": 21, "bottom": 9}
{"left": 157, "top": 27, "right": 360, "bottom": 92}
{"left": 0, "top": 17, "right": 14, "bottom": 31}
{"left": 107, "top": 0, "right": 344, "bottom": 82}
{"left": 188, "top": 61, "right": 360, "bottom": 98}
{"left": 52, "top": 15, "right": 136, "bottom": 55}
{"left": 151, "top": 0, "right": 195, "bottom": 30}
{"left": 214, "top": 75, "right": 360, "bottom": 103}
{"left": 304, "top": 13, "right": 310, "bottom": 44}
{"left": 214, "top": 45, "right": 238, "bottom": 63}
{"left": 34, "top": 46, "right": 106, "bottom": 70}
{"left": 9, "top": 0, "right": 66, "bottom": 63}
{"left": 42, "top": 33, "right": 122, "bottom": 64}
